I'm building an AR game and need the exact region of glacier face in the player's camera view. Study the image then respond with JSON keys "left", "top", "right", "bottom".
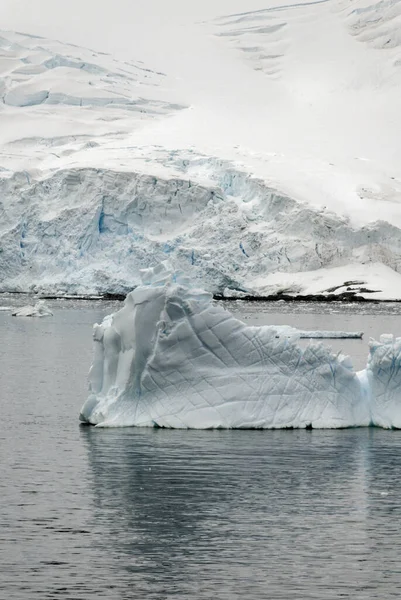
{"left": 79, "top": 263, "right": 401, "bottom": 429}
{"left": 2, "top": 157, "right": 401, "bottom": 298}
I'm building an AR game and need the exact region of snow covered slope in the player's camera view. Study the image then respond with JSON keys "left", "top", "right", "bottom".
{"left": 1, "top": 0, "right": 401, "bottom": 296}
{"left": 79, "top": 263, "right": 401, "bottom": 428}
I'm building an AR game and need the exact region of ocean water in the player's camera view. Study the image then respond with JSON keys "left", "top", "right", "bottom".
{"left": 1, "top": 299, "right": 401, "bottom": 599}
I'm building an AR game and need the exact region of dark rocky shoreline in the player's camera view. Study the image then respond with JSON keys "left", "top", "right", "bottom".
{"left": 1, "top": 288, "right": 398, "bottom": 304}
{"left": 214, "top": 292, "right": 389, "bottom": 303}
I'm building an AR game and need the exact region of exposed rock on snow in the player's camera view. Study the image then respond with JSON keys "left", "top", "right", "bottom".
{"left": 79, "top": 263, "right": 398, "bottom": 429}
{"left": 12, "top": 299, "right": 53, "bottom": 317}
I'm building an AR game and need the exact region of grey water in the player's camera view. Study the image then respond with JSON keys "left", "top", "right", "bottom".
{"left": 1, "top": 299, "right": 401, "bottom": 599}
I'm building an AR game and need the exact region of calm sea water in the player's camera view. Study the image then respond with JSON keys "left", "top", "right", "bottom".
{"left": 1, "top": 299, "right": 401, "bottom": 599}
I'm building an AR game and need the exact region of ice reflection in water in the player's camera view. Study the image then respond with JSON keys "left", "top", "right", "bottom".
{"left": 80, "top": 427, "right": 401, "bottom": 600}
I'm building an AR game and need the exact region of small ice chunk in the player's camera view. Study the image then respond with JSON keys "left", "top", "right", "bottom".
{"left": 12, "top": 300, "right": 53, "bottom": 317}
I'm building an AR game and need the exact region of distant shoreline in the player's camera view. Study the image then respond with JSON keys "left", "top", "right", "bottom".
{"left": 214, "top": 292, "right": 394, "bottom": 303}
{"left": 1, "top": 290, "right": 400, "bottom": 304}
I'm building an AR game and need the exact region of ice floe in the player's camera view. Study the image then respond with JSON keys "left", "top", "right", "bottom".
{"left": 12, "top": 300, "right": 53, "bottom": 317}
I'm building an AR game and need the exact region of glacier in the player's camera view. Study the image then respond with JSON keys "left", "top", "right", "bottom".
{"left": 79, "top": 263, "right": 401, "bottom": 429}
{"left": 2, "top": 156, "right": 401, "bottom": 299}
{"left": 2, "top": 0, "right": 401, "bottom": 299}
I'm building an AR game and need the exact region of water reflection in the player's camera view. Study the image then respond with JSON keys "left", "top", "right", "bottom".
{"left": 80, "top": 427, "right": 401, "bottom": 599}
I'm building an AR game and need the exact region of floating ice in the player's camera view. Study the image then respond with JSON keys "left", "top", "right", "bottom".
{"left": 79, "top": 263, "right": 401, "bottom": 429}
{"left": 273, "top": 326, "right": 363, "bottom": 339}
{"left": 12, "top": 300, "right": 53, "bottom": 317}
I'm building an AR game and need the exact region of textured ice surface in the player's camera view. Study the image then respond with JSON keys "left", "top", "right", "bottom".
{"left": 2, "top": 158, "right": 401, "bottom": 299}
{"left": 80, "top": 263, "right": 401, "bottom": 429}
{"left": 366, "top": 335, "right": 401, "bottom": 429}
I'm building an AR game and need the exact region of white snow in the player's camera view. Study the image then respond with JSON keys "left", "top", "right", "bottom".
{"left": 1, "top": 0, "right": 401, "bottom": 295}
{"left": 12, "top": 299, "right": 53, "bottom": 317}
{"left": 250, "top": 263, "right": 401, "bottom": 300}
{"left": 79, "top": 263, "right": 399, "bottom": 429}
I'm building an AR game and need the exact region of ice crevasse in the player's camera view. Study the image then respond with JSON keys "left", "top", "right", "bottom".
{"left": 79, "top": 263, "right": 401, "bottom": 429}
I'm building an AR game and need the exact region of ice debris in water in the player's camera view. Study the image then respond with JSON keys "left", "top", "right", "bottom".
{"left": 273, "top": 326, "right": 363, "bottom": 339}
{"left": 79, "top": 262, "right": 401, "bottom": 429}
{"left": 12, "top": 300, "right": 53, "bottom": 317}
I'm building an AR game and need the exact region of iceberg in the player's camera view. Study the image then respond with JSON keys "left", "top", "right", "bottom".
{"left": 12, "top": 300, "right": 53, "bottom": 317}
{"left": 80, "top": 262, "right": 401, "bottom": 429}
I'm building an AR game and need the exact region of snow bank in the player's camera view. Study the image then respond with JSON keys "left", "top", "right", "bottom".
{"left": 0, "top": 31, "right": 184, "bottom": 114}
{"left": 79, "top": 263, "right": 389, "bottom": 429}
{"left": 251, "top": 263, "right": 401, "bottom": 301}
